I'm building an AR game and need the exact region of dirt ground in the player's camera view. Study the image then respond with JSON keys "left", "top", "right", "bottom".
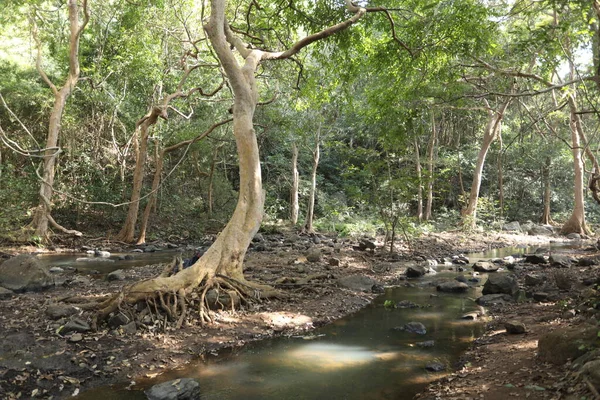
{"left": 0, "top": 230, "right": 598, "bottom": 399}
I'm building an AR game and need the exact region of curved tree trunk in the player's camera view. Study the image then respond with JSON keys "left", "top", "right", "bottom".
{"left": 562, "top": 95, "right": 589, "bottom": 235}
{"left": 30, "top": 0, "right": 88, "bottom": 241}
{"left": 290, "top": 143, "right": 299, "bottom": 225}
{"left": 462, "top": 99, "right": 511, "bottom": 229}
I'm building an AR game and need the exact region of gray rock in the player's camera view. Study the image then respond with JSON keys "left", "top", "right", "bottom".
{"left": 328, "top": 258, "right": 340, "bottom": 267}
{"left": 396, "top": 300, "right": 420, "bottom": 309}
{"left": 528, "top": 225, "right": 553, "bottom": 236}
{"left": 132, "top": 249, "right": 144, "bottom": 253}
{"left": 504, "top": 320, "right": 526, "bottom": 334}
{"left": 455, "top": 275, "right": 467, "bottom": 283}
{"left": 425, "top": 362, "right": 446, "bottom": 372}
{"left": 476, "top": 294, "right": 513, "bottom": 306}
{"left": 416, "top": 340, "right": 435, "bottom": 348}
{"left": 107, "top": 269, "right": 126, "bottom": 282}
{"left": 371, "top": 284, "right": 385, "bottom": 293}
{"left": 0, "top": 286, "right": 14, "bottom": 299}
{"left": 337, "top": 275, "right": 379, "bottom": 292}
{"left": 49, "top": 266, "right": 64, "bottom": 273}
{"left": 68, "top": 333, "right": 83, "bottom": 343}
{"left": 406, "top": 266, "right": 426, "bottom": 278}
{"left": 145, "top": 378, "right": 201, "bottom": 400}
{"left": 76, "top": 257, "right": 114, "bottom": 263}
{"left": 525, "top": 273, "right": 545, "bottom": 286}
{"left": 94, "top": 250, "right": 111, "bottom": 257}
{"left": 120, "top": 321, "right": 137, "bottom": 335}
{"left": 436, "top": 281, "right": 469, "bottom": 293}
{"left": 482, "top": 274, "right": 519, "bottom": 295}
{"left": 502, "top": 221, "right": 522, "bottom": 232}
{"left": 524, "top": 254, "right": 547, "bottom": 264}
{"left": 533, "top": 292, "right": 549, "bottom": 302}
{"left": 109, "top": 312, "right": 131, "bottom": 328}
{"left": 306, "top": 248, "right": 321, "bottom": 263}
{"left": 144, "top": 245, "right": 158, "bottom": 253}
{"left": 60, "top": 318, "right": 91, "bottom": 334}
{"left": 252, "top": 233, "right": 265, "bottom": 243}
{"left": 566, "top": 233, "right": 582, "bottom": 240}
{"left": 461, "top": 312, "right": 480, "bottom": 320}
{"left": 473, "top": 261, "right": 499, "bottom": 273}
{"left": 579, "top": 360, "right": 600, "bottom": 390}
{"left": 578, "top": 257, "right": 599, "bottom": 266}
{"left": 0, "top": 254, "right": 54, "bottom": 292}
{"left": 46, "top": 304, "right": 79, "bottom": 320}
{"left": 394, "top": 321, "right": 427, "bottom": 335}
{"left": 549, "top": 255, "right": 572, "bottom": 268}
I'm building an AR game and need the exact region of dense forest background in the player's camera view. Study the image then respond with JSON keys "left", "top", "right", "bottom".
{"left": 1, "top": 0, "right": 600, "bottom": 245}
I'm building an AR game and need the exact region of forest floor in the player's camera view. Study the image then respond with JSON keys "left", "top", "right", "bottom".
{"left": 0, "top": 229, "right": 598, "bottom": 399}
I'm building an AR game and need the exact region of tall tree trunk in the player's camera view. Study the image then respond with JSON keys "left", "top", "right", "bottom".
{"left": 414, "top": 137, "right": 423, "bottom": 222}
{"left": 497, "top": 135, "right": 504, "bottom": 220}
{"left": 424, "top": 112, "right": 436, "bottom": 221}
{"left": 462, "top": 98, "right": 511, "bottom": 229}
{"left": 541, "top": 156, "right": 553, "bottom": 225}
{"left": 30, "top": 0, "right": 88, "bottom": 241}
{"left": 305, "top": 126, "right": 321, "bottom": 233}
{"left": 561, "top": 95, "right": 589, "bottom": 235}
{"left": 290, "top": 142, "right": 299, "bottom": 225}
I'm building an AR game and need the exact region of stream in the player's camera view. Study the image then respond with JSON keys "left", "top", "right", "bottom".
{"left": 54, "top": 244, "right": 563, "bottom": 399}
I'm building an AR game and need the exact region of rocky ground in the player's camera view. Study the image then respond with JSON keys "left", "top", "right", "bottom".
{"left": 0, "top": 228, "right": 598, "bottom": 399}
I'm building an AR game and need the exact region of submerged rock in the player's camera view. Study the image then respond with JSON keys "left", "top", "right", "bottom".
{"left": 425, "top": 362, "right": 446, "bottom": 372}
{"left": 145, "top": 378, "right": 201, "bottom": 400}
{"left": 394, "top": 321, "right": 427, "bottom": 335}
{"left": 436, "top": 281, "right": 469, "bottom": 293}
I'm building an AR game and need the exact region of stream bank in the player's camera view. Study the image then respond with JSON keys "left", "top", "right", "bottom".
{"left": 0, "top": 230, "right": 597, "bottom": 399}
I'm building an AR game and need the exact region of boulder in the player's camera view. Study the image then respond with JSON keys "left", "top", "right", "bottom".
{"left": 45, "top": 304, "right": 79, "bottom": 320}
{"left": 549, "top": 255, "right": 572, "bottom": 268}
{"left": 337, "top": 275, "right": 379, "bottom": 292}
{"left": 473, "top": 261, "right": 499, "bottom": 273}
{"left": 538, "top": 325, "right": 599, "bottom": 365}
{"left": 476, "top": 294, "right": 513, "bottom": 306}
{"left": 502, "top": 221, "right": 522, "bottom": 232}
{"left": 406, "top": 266, "right": 426, "bottom": 278}
{"left": 0, "top": 286, "right": 14, "bottom": 299}
{"left": 436, "top": 281, "right": 469, "bottom": 293}
{"left": 504, "top": 320, "right": 526, "bottom": 334}
{"left": 524, "top": 273, "right": 544, "bottom": 286}
{"left": 528, "top": 225, "right": 553, "bottom": 236}
{"left": 306, "top": 248, "right": 321, "bottom": 263}
{"left": 0, "top": 254, "right": 54, "bottom": 292}
{"left": 107, "top": 269, "right": 126, "bottom": 282}
{"left": 145, "top": 378, "right": 201, "bottom": 400}
{"left": 482, "top": 274, "right": 519, "bottom": 295}
{"left": 394, "top": 321, "right": 427, "bottom": 335}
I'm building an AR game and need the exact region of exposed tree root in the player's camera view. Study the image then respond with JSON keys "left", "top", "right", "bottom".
{"left": 67, "top": 258, "right": 284, "bottom": 331}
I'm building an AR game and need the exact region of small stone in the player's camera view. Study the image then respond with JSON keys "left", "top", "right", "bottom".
{"left": 306, "top": 248, "right": 321, "bottom": 263}
{"left": 145, "top": 378, "right": 201, "bottom": 400}
{"left": 425, "top": 362, "right": 446, "bottom": 372}
{"left": 505, "top": 320, "right": 526, "bottom": 334}
{"left": 107, "top": 270, "right": 126, "bottom": 282}
{"left": 328, "top": 258, "right": 340, "bottom": 267}
{"left": 46, "top": 304, "right": 79, "bottom": 320}
{"left": 416, "top": 340, "right": 435, "bottom": 348}
{"left": 68, "top": 333, "right": 83, "bottom": 343}
{"left": 60, "top": 318, "right": 91, "bottom": 334}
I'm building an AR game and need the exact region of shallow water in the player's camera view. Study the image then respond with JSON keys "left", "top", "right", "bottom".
{"left": 74, "top": 274, "right": 484, "bottom": 400}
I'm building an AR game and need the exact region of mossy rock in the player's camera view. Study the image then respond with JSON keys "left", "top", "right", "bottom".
{"left": 538, "top": 325, "right": 599, "bottom": 365}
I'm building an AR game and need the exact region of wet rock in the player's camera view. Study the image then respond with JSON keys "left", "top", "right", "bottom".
{"left": 144, "top": 245, "right": 158, "bottom": 253}
{"left": 473, "top": 261, "right": 499, "bottom": 273}
{"left": 107, "top": 269, "right": 126, "bottom": 282}
{"left": 504, "top": 320, "right": 526, "bottom": 334}
{"left": 425, "top": 362, "right": 446, "bottom": 372}
{"left": 60, "top": 318, "right": 91, "bottom": 334}
{"left": 394, "top": 321, "right": 427, "bottom": 335}
{"left": 166, "top": 243, "right": 178, "bottom": 249}
{"left": 502, "top": 221, "right": 522, "bottom": 232}
{"left": 461, "top": 312, "right": 480, "bottom": 320}
{"left": 524, "top": 254, "right": 547, "bottom": 264}
{"left": 455, "top": 275, "right": 467, "bottom": 283}
{"left": 566, "top": 233, "right": 582, "bottom": 240}
{"left": 0, "top": 286, "right": 13, "bottom": 299}
{"left": 46, "top": 304, "right": 79, "bottom": 320}
{"left": 132, "top": 248, "right": 144, "bottom": 253}
{"left": 406, "top": 266, "right": 426, "bottom": 278}
{"left": 371, "top": 284, "right": 385, "bottom": 293}
{"left": 476, "top": 294, "right": 513, "bottom": 306}
{"left": 337, "top": 275, "right": 379, "bottom": 292}
{"left": 306, "top": 248, "right": 321, "bottom": 263}
{"left": 0, "top": 254, "right": 54, "bottom": 292}
{"left": 94, "top": 250, "right": 111, "bottom": 257}
{"left": 416, "top": 340, "right": 435, "bottom": 348}
{"left": 549, "top": 254, "right": 572, "bottom": 268}
{"left": 482, "top": 274, "right": 519, "bottom": 295}
{"left": 145, "top": 378, "right": 201, "bottom": 400}
{"left": 76, "top": 257, "right": 114, "bottom": 263}
{"left": 396, "top": 300, "right": 420, "bottom": 309}
{"left": 49, "top": 266, "right": 64, "bottom": 273}
{"left": 525, "top": 273, "right": 544, "bottom": 286}
{"left": 452, "top": 255, "right": 469, "bottom": 265}
{"left": 436, "top": 281, "right": 469, "bottom": 293}
{"left": 538, "top": 325, "right": 599, "bottom": 365}
{"left": 578, "top": 257, "right": 599, "bottom": 266}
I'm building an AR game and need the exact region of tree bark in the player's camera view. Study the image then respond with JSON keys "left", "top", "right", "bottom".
{"left": 414, "top": 136, "right": 423, "bottom": 222}
{"left": 462, "top": 98, "right": 511, "bottom": 229}
{"left": 497, "top": 134, "right": 504, "bottom": 219}
{"left": 541, "top": 156, "right": 552, "bottom": 225}
{"left": 290, "top": 142, "right": 299, "bottom": 225}
{"left": 424, "top": 111, "right": 436, "bottom": 221}
{"left": 30, "top": 0, "right": 88, "bottom": 240}
{"left": 305, "top": 126, "right": 321, "bottom": 233}
{"left": 561, "top": 95, "right": 589, "bottom": 235}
